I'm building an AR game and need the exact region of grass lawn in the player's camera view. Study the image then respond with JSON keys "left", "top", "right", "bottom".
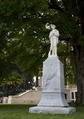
{"left": 0, "top": 104, "right": 84, "bottom": 119}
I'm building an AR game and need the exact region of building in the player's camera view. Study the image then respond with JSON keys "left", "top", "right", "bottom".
{"left": 2, "top": 77, "right": 77, "bottom": 104}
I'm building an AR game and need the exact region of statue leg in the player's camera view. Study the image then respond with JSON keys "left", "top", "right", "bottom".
{"left": 49, "top": 46, "right": 52, "bottom": 56}
{"left": 52, "top": 46, "right": 55, "bottom": 55}
{"left": 55, "top": 46, "right": 57, "bottom": 56}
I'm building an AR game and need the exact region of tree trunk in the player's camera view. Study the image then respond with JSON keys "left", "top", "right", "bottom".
{"left": 74, "top": 45, "right": 84, "bottom": 104}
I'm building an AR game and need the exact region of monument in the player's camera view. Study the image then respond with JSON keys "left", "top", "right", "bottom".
{"left": 29, "top": 24, "right": 76, "bottom": 114}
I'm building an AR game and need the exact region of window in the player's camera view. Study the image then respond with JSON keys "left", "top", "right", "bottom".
{"left": 71, "top": 92, "right": 74, "bottom": 99}
{"left": 75, "top": 92, "right": 77, "bottom": 99}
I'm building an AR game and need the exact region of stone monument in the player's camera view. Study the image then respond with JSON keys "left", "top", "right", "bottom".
{"left": 29, "top": 24, "right": 76, "bottom": 114}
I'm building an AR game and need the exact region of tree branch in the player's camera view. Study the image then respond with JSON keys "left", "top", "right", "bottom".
{"left": 47, "top": 0, "right": 64, "bottom": 12}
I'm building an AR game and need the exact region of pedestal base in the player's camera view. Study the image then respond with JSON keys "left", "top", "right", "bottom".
{"left": 29, "top": 106, "right": 76, "bottom": 114}
{"left": 29, "top": 56, "right": 76, "bottom": 114}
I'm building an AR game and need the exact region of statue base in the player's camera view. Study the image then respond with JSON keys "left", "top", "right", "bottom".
{"left": 29, "top": 106, "right": 76, "bottom": 114}
{"left": 29, "top": 56, "right": 76, "bottom": 114}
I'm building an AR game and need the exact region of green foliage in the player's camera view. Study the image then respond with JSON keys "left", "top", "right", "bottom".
{"left": 58, "top": 41, "right": 76, "bottom": 85}
{"left": 0, "top": 0, "right": 48, "bottom": 81}
{"left": 0, "top": 92, "right": 3, "bottom": 97}
{"left": 2, "top": 72, "right": 22, "bottom": 84}
{"left": 0, "top": 0, "right": 81, "bottom": 85}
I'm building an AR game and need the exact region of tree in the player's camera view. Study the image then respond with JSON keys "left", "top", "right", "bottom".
{"left": 0, "top": 0, "right": 49, "bottom": 88}
{"left": 58, "top": 41, "right": 76, "bottom": 85}
{"left": 48, "top": 0, "right": 84, "bottom": 104}
{"left": 0, "top": 72, "right": 34, "bottom": 96}
{"left": 0, "top": 0, "right": 84, "bottom": 104}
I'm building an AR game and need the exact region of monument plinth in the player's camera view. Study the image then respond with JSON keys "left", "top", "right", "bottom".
{"left": 29, "top": 24, "right": 76, "bottom": 114}
{"left": 38, "top": 56, "right": 68, "bottom": 107}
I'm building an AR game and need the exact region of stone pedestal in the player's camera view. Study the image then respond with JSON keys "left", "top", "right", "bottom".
{"left": 29, "top": 56, "right": 76, "bottom": 114}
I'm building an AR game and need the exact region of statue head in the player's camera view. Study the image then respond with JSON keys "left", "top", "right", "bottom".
{"left": 50, "top": 24, "right": 56, "bottom": 30}
{"left": 45, "top": 23, "right": 56, "bottom": 30}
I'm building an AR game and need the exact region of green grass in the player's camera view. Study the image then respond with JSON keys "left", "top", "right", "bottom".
{"left": 0, "top": 104, "right": 84, "bottom": 119}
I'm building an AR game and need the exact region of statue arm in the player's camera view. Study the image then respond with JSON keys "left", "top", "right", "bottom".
{"left": 49, "top": 31, "right": 56, "bottom": 38}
